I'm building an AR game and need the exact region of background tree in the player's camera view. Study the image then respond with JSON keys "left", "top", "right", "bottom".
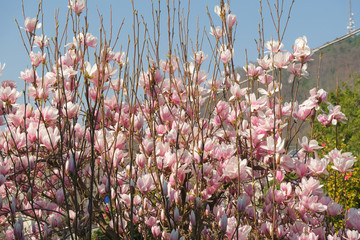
{"left": 314, "top": 77, "right": 360, "bottom": 209}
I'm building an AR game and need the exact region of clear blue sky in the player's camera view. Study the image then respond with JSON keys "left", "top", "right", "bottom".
{"left": 0, "top": 0, "right": 358, "bottom": 84}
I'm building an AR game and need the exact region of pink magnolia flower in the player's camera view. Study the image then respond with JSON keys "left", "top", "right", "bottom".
{"left": 29, "top": 51, "right": 46, "bottom": 67}
{"left": 226, "top": 14, "right": 237, "bottom": 28}
{"left": 245, "top": 93, "right": 267, "bottom": 111}
{"left": 39, "top": 106, "right": 59, "bottom": 125}
{"left": 265, "top": 39, "right": 284, "bottom": 53}
{"left": 317, "top": 113, "right": 331, "bottom": 126}
{"left": 28, "top": 85, "right": 51, "bottom": 100}
{"left": 215, "top": 100, "right": 230, "bottom": 119}
{"left": 229, "top": 84, "right": 247, "bottom": 100}
{"left": 327, "top": 234, "right": 341, "bottom": 240}
{"left": 299, "top": 136, "right": 322, "bottom": 153}
{"left": 77, "top": 33, "right": 97, "bottom": 48}
{"left": 293, "top": 36, "right": 313, "bottom": 63}
{"left": 298, "top": 177, "right": 322, "bottom": 197}
{"left": 307, "top": 157, "right": 329, "bottom": 175}
{"left": 210, "top": 26, "right": 223, "bottom": 39}
{"left": 40, "top": 126, "right": 60, "bottom": 150}
{"left": 287, "top": 63, "right": 309, "bottom": 83}
{"left": 273, "top": 51, "right": 291, "bottom": 69}
{"left": 20, "top": 68, "right": 37, "bottom": 83}
{"left": 214, "top": 3, "right": 229, "bottom": 17}
{"left": 56, "top": 189, "right": 65, "bottom": 205}
{"left": 151, "top": 225, "right": 161, "bottom": 238}
{"left": 69, "top": 0, "right": 86, "bottom": 15}
{"left": 331, "top": 154, "right": 356, "bottom": 173}
{"left": 0, "top": 86, "right": 21, "bottom": 104}
{"left": 346, "top": 230, "right": 360, "bottom": 240}
{"left": 137, "top": 174, "right": 155, "bottom": 194}
{"left": 293, "top": 105, "right": 313, "bottom": 120}
{"left": 62, "top": 102, "right": 80, "bottom": 119}
{"left": 114, "top": 51, "right": 127, "bottom": 66}
{"left": 261, "top": 136, "right": 285, "bottom": 154}
{"left": 300, "top": 195, "right": 327, "bottom": 213}
{"left": 257, "top": 55, "right": 272, "bottom": 70}
{"left": 244, "top": 63, "right": 264, "bottom": 78}
{"left": 222, "top": 157, "right": 248, "bottom": 181}
{"left": 327, "top": 201, "right": 342, "bottom": 216}
{"left": 24, "top": 17, "right": 41, "bottom": 32}
{"left": 219, "top": 45, "right": 233, "bottom": 64}
{"left": 192, "top": 51, "right": 208, "bottom": 64}
{"left": 347, "top": 208, "right": 360, "bottom": 231}
{"left": 160, "top": 56, "right": 179, "bottom": 73}
{"left": 328, "top": 105, "right": 347, "bottom": 125}
{"left": 1, "top": 80, "right": 16, "bottom": 89}
{"left": 34, "top": 34, "right": 49, "bottom": 48}
{"left": 170, "top": 229, "right": 179, "bottom": 240}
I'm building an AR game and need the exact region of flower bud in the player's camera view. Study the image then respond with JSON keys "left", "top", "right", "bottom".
{"left": 275, "top": 170, "right": 284, "bottom": 183}
{"left": 190, "top": 210, "right": 196, "bottom": 226}
{"left": 170, "top": 229, "right": 179, "bottom": 240}
{"left": 174, "top": 206, "right": 180, "bottom": 222}
{"left": 14, "top": 220, "right": 24, "bottom": 240}
{"left": 56, "top": 189, "right": 65, "bottom": 205}
{"left": 220, "top": 213, "right": 228, "bottom": 232}
{"left": 237, "top": 195, "right": 246, "bottom": 212}
{"left": 226, "top": 14, "right": 237, "bottom": 28}
{"left": 162, "top": 181, "right": 168, "bottom": 196}
{"left": 151, "top": 225, "right": 161, "bottom": 238}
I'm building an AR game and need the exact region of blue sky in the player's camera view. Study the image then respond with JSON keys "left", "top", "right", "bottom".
{"left": 0, "top": 0, "right": 359, "bottom": 84}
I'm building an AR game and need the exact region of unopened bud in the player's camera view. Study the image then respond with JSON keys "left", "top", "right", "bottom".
{"left": 170, "top": 229, "right": 179, "bottom": 240}
{"left": 190, "top": 210, "right": 196, "bottom": 226}
{"left": 56, "top": 189, "right": 65, "bottom": 205}
{"left": 220, "top": 213, "right": 228, "bottom": 232}
{"left": 174, "top": 206, "right": 180, "bottom": 222}
{"left": 237, "top": 195, "right": 246, "bottom": 212}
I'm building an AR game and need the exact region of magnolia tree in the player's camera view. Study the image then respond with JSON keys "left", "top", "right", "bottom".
{"left": 0, "top": 0, "right": 359, "bottom": 239}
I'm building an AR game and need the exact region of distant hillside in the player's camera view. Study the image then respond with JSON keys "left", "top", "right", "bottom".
{"left": 308, "top": 32, "right": 360, "bottom": 94}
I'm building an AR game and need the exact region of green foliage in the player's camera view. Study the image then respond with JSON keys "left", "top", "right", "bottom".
{"left": 314, "top": 77, "right": 360, "bottom": 209}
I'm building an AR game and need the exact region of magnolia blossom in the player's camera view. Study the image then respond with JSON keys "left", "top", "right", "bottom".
{"left": 265, "top": 39, "right": 284, "bottom": 53}
{"left": 69, "top": 0, "right": 86, "bottom": 15}
{"left": 219, "top": 45, "right": 233, "bottom": 64}
{"left": 331, "top": 153, "right": 356, "bottom": 173}
{"left": 258, "top": 55, "right": 272, "bottom": 70}
{"left": 34, "top": 34, "right": 49, "bottom": 48}
{"left": 223, "top": 157, "right": 248, "bottom": 181}
{"left": 160, "top": 56, "right": 179, "bottom": 73}
{"left": 293, "top": 36, "right": 313, "bottom": 63}
{"left": 273, "top": 51, "right": 291, "bottom": 69}
{"left": 24, "top": 17, "right": 41, "bottom": 32}
{"left": 307, "top": 157, "right": 329, "bottom": 175}
{"left": 76, "top": 32, "right": 97, "bottom": 48}
{"left": 0, "top": 86, "right": 21, "bottom": 105}
{"left": 226, "top": 14, "right": 237, "bottom": 28}
{"left": 29, "top": 51, "right": 46, "bottom": 67}
{"left": 214, "top": 3, "right": 229, "bottom": 17}
{"left": 299, "top": 136, "right": 322, "bottom": 153}
{"left": 137, "top": 174, "right": 155, "bottom": 194}
{"left": 210, "top": 26, "right": 223, "bottom": 39}
{"left": 192, "top": 51, "right": 208, "bottom": 64}
{"left": 287, "top": 63, "right": 309, "bottom": 83}
{"left": 244, "top": 63, "right": 264, "bottom": 78}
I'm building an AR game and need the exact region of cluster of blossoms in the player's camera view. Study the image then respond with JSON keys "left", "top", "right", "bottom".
{"left": 0, "top": 1, "right": 358, "bottom": 240}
